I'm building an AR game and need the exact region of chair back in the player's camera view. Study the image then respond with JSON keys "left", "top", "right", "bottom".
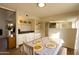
{"left": 19, "top": 44, "right": 26, "bottom": 54}
{"left": 23, "top": 43, "right": 34, "bottom": 55}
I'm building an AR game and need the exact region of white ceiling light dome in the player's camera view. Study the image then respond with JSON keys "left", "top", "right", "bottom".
{"left": 37, "top": 3, "right": 46, "bottom": 7}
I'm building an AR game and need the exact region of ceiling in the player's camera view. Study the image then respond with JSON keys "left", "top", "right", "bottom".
{"left": 0, "top": 3, "right": 79, "bottom": 18}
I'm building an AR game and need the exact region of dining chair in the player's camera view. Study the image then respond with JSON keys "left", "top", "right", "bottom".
{"left": 23, "top": 42, "right": 34, "bottom": 55}
{"left": 19, "top": 43, "right": 27, "bottom": 55}
{"left": 57, "top": 47, "right": 67, "bottom": 55}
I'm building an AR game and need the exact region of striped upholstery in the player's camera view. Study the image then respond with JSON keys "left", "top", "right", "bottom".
{"left": 57, "top": 47, "right": 67, "bottom": 55}
{"left": 19, "top": 44, "right": 26, "bottom": 54}
{"left": 23, "top": 43, "right": 34, "bottom": 55}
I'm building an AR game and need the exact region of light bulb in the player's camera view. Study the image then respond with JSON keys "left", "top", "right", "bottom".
{"left": 10, "top": 23, "right": 13, "bottom": 26}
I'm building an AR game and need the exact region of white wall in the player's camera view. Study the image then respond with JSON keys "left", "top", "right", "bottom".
{"left": 41, "top": 12, "right": 78, "bottom": 22}
{"left": 49, "top": 28, "right": 77, "bottom": 49}
{"left": 50, "top": 22, "right": 72, "bottom": 29}
{"left": 60, "top": 22, "right": 72, "bottom": 28}
{"left": 16, "top": 10, "right": 40, "bottom": 47}
{"left": 75, "top": 15, "right": 79, "bottom": 54}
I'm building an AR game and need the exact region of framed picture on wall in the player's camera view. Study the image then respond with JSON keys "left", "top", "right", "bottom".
{"left": 49, "top": 23, "right": 56, "bottom": 28}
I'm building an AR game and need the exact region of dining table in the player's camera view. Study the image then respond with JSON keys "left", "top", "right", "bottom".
{"left": 24, "top": 37, "right": 63, "bottom": 55}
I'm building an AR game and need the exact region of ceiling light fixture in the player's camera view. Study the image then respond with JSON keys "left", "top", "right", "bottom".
{"left": 37, "top": 3, "right": 46, "bottom": 7}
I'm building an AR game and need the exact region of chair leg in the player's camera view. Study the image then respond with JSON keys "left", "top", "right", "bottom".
{"left": 61, "top": 47, "right": 67, "bottom": 55}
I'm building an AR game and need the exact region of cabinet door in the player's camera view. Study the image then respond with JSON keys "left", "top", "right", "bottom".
{"left": 8, "top": 37, "right": 16, "bottom": 49}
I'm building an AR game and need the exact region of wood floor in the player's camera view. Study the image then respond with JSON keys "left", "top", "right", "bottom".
{"left": 0, "top": 47, "right": 74, "bottom": 55}
{"left": 67, "top": 47, "right": 74, "bottom": 55}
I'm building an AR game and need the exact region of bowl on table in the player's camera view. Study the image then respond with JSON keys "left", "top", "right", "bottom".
{"left": 45, "top": 41, "right": 57, "bottom": 48}
{"left": 33, "top": 44, "right": 43, "bottom": 52}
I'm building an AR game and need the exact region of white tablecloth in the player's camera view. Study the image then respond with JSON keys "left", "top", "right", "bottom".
{"left": 25, "top": 37, "right": 63, "bottom": 55}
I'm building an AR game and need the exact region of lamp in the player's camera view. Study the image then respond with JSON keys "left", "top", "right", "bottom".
{"left": 8, "top": 23, "right": 14, "bottom": 30}
{"left": 37, "top": 3, "right": 46, "bottom": 7}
